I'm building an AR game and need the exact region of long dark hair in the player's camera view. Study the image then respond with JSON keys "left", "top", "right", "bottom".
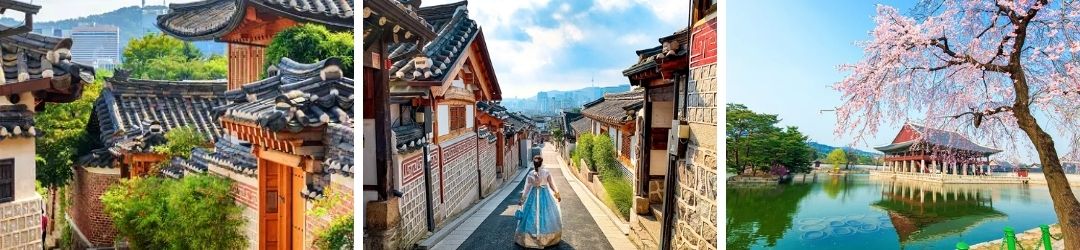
{"left": 532, "top": 155, "right": 543, "bottom": 172}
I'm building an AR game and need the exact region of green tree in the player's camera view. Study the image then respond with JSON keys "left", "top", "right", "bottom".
{"left": 727, "top": 103, "right": 814, "bottom": 174}
{"left": 121, "top": 33, "right": 226, "bottom": 80}
{"left": 591, "top": 135, "right": 618, "bottom": 175}
{"left": 313, "top": 215, "right": 353, "bottom": 250}
{"left": 825, "top": 149, "right": 848, "bottom": 172}
{"left": 152, "top": 126, "right": 207, "bottom": 160}
{"left": 264, "top": 24, "right": 353, "bottom": 77}
{"left": 35, "top": 70, "right": 109, "bottom": 231}
{"left": 101, "top": 174, "right": 246, "bottom": 249}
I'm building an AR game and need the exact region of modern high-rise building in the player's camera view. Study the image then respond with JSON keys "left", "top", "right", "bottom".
{"left": 71, "top": 25, "right": 120, "bottom": 70}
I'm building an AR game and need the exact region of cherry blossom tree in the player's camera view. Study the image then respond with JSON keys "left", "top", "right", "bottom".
{"left": 836, "top": 0, "right": 1080, "bottom": 246}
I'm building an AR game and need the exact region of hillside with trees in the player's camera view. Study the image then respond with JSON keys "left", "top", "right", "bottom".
{"left": 726, "top": 103, "right": 814, "bottom": 175}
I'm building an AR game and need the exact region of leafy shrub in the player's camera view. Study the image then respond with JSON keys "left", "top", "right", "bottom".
{"left": 314, "top": 215, "right": 353, "bottom": 250}
{"left": 101, "top": 174, "right": 246, "bottom": 249}
{"left": 590, "top": 134, "right": 632, "bottom": 219}
{"left": 574, "top": 133, "right": 596, "bottom": 171}
{"left": 264, "top": 24, "right": 354, "bottom": 77}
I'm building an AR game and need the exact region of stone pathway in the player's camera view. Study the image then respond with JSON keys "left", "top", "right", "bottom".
{"left": 432, "top": 145, "right": 632, "bottom": 249}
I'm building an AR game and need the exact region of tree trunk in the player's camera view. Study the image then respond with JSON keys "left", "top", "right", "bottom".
{"left": 1011, "top": 65, "right": 1080, "bottom": 248}
{"left": 49, "top": 186, "right": 56, "bottom": 233}
{"left": 1013, "top": 108, "right": 1080, "bottom": 248}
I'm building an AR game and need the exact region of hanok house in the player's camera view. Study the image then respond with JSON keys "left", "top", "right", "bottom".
{"left": 72, "top": 72, "right": 228, "bottom": 248}
{"left": 362, "top": 0, "right": 513, "bottom": 248}
{"left": 157, "top": 0, "right": 353, "bottom": 89}
{"left": 0, "top": 4, "right": 96, "bottom": 246}
{"left": 874, "top": 123, "right": 1002, "bottom": 176}
{"left": 214, "top": 57, "right": 353, "bottom": 249}
{"left": 622, "top": 0, "right": 718, "bottom": 247}
{"left": 621, "top": 28, "right": 688, "bottom": 248}
{"left": 581, "top": 89, "right": 644, "bottom": 175}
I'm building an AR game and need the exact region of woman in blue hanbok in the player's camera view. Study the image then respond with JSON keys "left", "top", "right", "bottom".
{"left": 515, "top": 156, "right": 562, "bottom": 248}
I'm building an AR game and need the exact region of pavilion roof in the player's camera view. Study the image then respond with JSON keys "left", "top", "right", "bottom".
{"left": 562, "top": 111, "right": 583, "bottom": 136}
{"left": 873, "top": 123, "right": 1002, "bottom": 155}
{"left": 156, "top": 0, "right": 353, "bottom": 41}
{"left": 581, "top": 89, "right": 644, "bottom": 125}
{"left": 87, "top": 74, "right": 228, "bottom": 157}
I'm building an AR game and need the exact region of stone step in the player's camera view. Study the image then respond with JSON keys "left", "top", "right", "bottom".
{"left": 638, "top": 212, "right": 662, "bottom": 244}
{"left": 650, "top": 203, "right": 664, "bottom": 222}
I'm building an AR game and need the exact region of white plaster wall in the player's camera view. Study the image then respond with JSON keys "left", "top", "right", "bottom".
{"left": 0, "top": 137, "right": 37, "bottom": 202}
{"left": 465, "top": 105, "right": 474, "bottom": 129}
{"left": 437, "top": 105, "right": 450, "bottom": 136}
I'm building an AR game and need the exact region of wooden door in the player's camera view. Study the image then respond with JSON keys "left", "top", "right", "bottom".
{"left": 260, "top": 160, "right": 283, "bottom": 249}
{"left": 291, "top": 167, "right": 305, "bottom": 249}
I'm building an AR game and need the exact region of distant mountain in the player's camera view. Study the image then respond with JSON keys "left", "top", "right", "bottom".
{"left": 807, "top": 141, "right": 882, "bottom": 159}
{"left": 502, "top": 84, "right": 632, "bottom": 115}
{"left": 0, "top": 5, "right": 225, "bottom": 57}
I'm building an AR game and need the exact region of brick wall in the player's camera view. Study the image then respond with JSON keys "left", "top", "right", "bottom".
{"left": 671, "top": 16, "right": 718, "bottom": 250}
{"left": 305, "top": 178, "right": 354, "bottom": 249}
{"left": 68, "top": 166, "right": 120, "bottom": 247}
{"left": 478, "top": 138, "right": 497, "bottom": 196}
{"left": 0, "top": 195, "right": 42, "bottom": 249}
{"left": 435, "top": 134, "right": 478, "bottom": 226}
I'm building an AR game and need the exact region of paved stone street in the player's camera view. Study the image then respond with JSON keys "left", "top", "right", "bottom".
{"left": 451, "top": 146, "right": 620, "bottom": 249}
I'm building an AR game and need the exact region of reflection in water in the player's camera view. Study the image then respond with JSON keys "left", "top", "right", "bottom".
{"left": 873, "top": 180, "right": 1005, "bottom": 245}
{"left": 727, "top": 183, "right": 814, "bottom": 250}
{"left": 727, "top": 174, "right": 1062, "bottom": 250}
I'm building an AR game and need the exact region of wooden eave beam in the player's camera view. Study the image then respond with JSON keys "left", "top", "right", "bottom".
{"left": 0, "top": 77, "right": 51, "bottom": 96}
{"left": 364, "top": 0, "right": 437, "bottom": 41}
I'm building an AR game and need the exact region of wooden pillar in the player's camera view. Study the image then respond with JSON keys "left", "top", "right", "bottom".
{"left": 920, "top": 159, "right": 926, "bottom": 173}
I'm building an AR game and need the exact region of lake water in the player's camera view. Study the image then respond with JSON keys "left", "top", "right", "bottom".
{"left": 727, "top": 173, "right": 1078, "bottom": 250}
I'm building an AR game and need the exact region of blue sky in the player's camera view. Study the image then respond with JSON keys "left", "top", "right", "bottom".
{"left": 727, "top": 1, "right": 1080, "bottom": 163}
{"left": 728, "top": 1, "right": 921, "bottom": 151}
{"left": 422, "top": 0, "right": 689, "bottom": 98}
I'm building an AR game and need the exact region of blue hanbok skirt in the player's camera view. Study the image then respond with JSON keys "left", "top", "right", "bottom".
{"left": 515, "top": 186, "right": 562, "bottom": 248}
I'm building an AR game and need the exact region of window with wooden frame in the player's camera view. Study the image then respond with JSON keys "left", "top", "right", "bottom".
{"left": 0, "top": 158, "right": 13, "bottom": 203}
{"left": 449, "top": 106, "right": 466, "bottom": 131}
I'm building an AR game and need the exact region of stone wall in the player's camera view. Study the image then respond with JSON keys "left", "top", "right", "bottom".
{"left": 0, "top": 193, "right": 42, "bottom": 249}
{"left": 68, "top": 166, "right": 120, "bottom": 247}
{"left": 396, "top": 150, "right": 429, "bottom": 247}
{"left": 671, "top": 16, "right": 718, "bottom": 250}
{"left": 435, "top": 133, "right": 479, "bottom": 226}
{"left": 478, "top": 138, "right": 497, "bottom": 196}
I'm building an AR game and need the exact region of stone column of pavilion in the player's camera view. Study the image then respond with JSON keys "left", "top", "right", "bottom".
{"left": 0, "top": 1, "right": 96, "bottom": 247}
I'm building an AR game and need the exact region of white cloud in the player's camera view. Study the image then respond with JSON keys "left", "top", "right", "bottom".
{"left": 618, "top": 33, "right": 649, "bottom": 46}
{"left": 0, "top": 0, "right": 200, "bottom": 22}
{"left": 423, "top": 0, "right": 552, "bottom": 31}
{"left": 590, "top": 0, "right": 686, "bottom": 24}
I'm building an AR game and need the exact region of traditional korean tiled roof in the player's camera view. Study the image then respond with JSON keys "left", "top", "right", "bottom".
{"left": 570, "top": 117, "right": 590, "bottom": 137}
{"left": 157, "top": 0, "right": 353, "bottom": 40}
{"left": 581, "top": 89, "right": 644, "bottom": 125}
{"left": 503, "top": 112, "right": 533, "bottom": 137}
{"left": 477, "top": 125, "right": 495, "bottom": 143}
{"left": 0, "top": 104, "right": 36, "bottom": 141}
{"left": 0, "top": 25, "right": 95, "bottom": 102}
{"left": 623, "top": 28, "right": 689, "bottom": 77}
{"left": 393, "top": 123, "right": 425, "bottom": 153}
{"left": 874, "top": 123, "right": 1002, "bottom": 155}
{"left": 562, "top": 111, "right": 583, "bottom": 136}
{"left": 323, "top": 123, "right": 353, "bottom": 177}
{"left": 91, "top": 75, "right": 228, "bottom": 154}
{"left": 76, "top": 148, "right": 114, "bottom": 168}
{"left": 387, "top": 1, "right": 478, "bottom": 82}
{"left": 168, "top": 139, "right": 258, "bottom": 177}
{"left": 218, "top": 57, "right": 353, "bottom": 132}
